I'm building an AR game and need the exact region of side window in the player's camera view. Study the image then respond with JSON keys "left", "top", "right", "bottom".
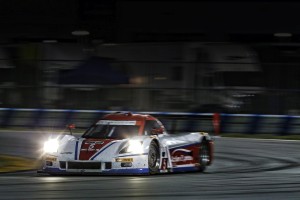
{"left": 144, "top": 120, "right": 161, "bottom": 135}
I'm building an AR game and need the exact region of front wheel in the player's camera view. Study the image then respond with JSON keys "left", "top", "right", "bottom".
{"left": 148, "top": 141, "right": 160, "bottom": 174}
{"left": 198, "top": 140, "right": 210, "bottom": 172}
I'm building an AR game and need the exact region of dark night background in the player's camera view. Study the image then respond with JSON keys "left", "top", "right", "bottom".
{"left": 0, "top": 0, "right": 300, "bottom": 114}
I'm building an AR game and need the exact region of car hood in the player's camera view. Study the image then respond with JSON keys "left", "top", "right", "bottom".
{"left": 57, "top": 135, "right": 122, "bottom": 161}
{"left": 78, "top": 138, "right": 117, "bottom": 160}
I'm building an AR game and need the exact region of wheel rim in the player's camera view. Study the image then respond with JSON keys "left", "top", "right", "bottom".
{"left": 149, "top": 149, "right": 159, "bottom": 168}
{"left": 148, "top": 143, "right": 160, "bottom": 172}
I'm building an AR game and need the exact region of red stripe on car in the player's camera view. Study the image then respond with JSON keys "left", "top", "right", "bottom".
{"left": 79, "top": 139, "right": 115, "bottom": 160}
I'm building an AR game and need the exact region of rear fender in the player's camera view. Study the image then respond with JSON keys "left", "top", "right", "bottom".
{"left": 199, "top": 133, "right": 214, "bottom": 165}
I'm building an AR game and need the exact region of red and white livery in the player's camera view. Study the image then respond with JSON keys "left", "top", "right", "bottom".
{"left": 40, "top": 112, "right": 214, "bottom": 175}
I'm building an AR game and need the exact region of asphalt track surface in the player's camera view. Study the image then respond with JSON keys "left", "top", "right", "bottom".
{"left": 0, "top": 130, "right": 300, "bottom": 200}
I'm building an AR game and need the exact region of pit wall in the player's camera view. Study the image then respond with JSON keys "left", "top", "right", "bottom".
{"left": 0, "top": 108, "right": 299, "bottom": 135}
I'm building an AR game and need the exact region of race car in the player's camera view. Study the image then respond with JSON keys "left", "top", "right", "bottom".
{"left": 39, "top": 112, "right": 214, "bottom": 175}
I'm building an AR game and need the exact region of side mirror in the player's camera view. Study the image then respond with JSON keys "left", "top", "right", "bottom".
{"left": 67, "top": 124, "right": 76, "bottom": 135}
{"left": 151, "top": 127, "right": 164, "bottom": 135}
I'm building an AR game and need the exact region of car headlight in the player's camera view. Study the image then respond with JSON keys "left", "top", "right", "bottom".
{"left": 43, "top": 138, "right": 59, "bottom": 153}
{"left": 125, "top": 140, "right": 144, "bottom": 154}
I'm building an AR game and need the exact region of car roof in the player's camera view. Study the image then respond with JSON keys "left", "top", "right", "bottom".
{"left": 102, "top": 112, "right": 157, "bottom": 121}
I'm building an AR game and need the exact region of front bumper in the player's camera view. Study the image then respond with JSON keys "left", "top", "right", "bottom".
{"left": 39, "top": 154, "right": 149, "bottom": 175}
{"left": 40, "top": 167, "right": 149, "bottom": 175}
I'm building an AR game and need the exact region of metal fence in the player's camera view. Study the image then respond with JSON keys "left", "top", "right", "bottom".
{"left": 1, "top": 108, "right": 299, "bottom": 135}
{"left": 0, "top": 85, "right": 300, "bottom": 115}
{"left": 1, "top": 55, "right": 300, "bottom": 115}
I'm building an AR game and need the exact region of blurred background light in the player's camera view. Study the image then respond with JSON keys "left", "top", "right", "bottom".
{"left": 274, "top": 32, "right": 292, "bottom": 37}
{"left": 71, "top": 30, "right": 90, "bottom": 36}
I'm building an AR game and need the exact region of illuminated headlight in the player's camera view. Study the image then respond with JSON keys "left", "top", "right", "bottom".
{"left": 126, "top": 140, "right": 143, "bottom": 154}
{"left": 43, "top": 138, "right": 59, "bottom": 153}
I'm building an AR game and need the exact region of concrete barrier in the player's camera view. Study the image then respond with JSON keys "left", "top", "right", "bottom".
{"left": 0, "top": 108, "right": 299, "bottom": 135}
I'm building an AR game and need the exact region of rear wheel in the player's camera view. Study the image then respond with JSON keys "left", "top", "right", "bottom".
{"left": 148, "top": 141, "right": 160, "bottom": 174}
{"left": 199, "top": 140, "right": 210, "bottom": 172}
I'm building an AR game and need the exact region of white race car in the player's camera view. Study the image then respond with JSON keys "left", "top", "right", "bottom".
{"left": 39, "top": 112, "right": 214, "bottom": 175}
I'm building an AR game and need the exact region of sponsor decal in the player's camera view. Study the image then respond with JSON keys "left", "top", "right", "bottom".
{"left": 79, "top": 139, "right": 116, "bottom": 160}
{"left": 161, "top": 158, "right": 168, "bottom": 170}
{"left": 171, "top": 149, "right": 193, "bottom": 162}
{"left": 115, "top": 158, "right": 133, "bottom": 163}
{"left": 81, "top": 141, "right": 104, "bottom": 151}
{"left": 96, "top": 120, "right": 136, "bottom": 126}
{"left": 88, "top": 143, "right": 96, "bottom": 151}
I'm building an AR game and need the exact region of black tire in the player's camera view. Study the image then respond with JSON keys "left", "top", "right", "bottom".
{"left": 148, "top": 141, "right": 160, "bottom": 174}
{"left": 198, "top": 140, "right": 210, "bottom": 172}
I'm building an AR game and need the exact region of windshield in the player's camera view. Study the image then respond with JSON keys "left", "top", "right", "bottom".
{"left": 82, "top": 124, "right": 140, "bottom": 139}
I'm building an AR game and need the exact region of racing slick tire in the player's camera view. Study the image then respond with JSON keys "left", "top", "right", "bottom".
{"left": 198, "top": 140, "right": 210, "bottom": 172}
{"left": 148, "top": 141, "right": 160, "bottom": 174}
